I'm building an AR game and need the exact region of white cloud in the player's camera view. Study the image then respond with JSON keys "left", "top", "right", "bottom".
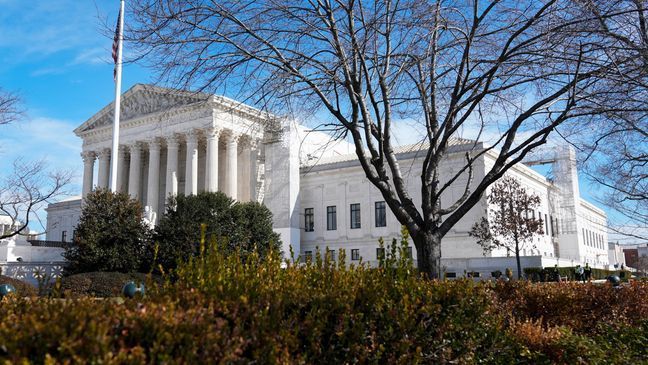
{"left": 0, "top": 117, "right": 82, "bottom": 187}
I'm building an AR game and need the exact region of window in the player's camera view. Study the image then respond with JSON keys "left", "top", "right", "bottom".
{"left": 351, "top": 249, "right": 360, "bottom": 261}
{"left": 304, "top": 251, "right": 313, "bottom": 262}
{"left": 304, "top": 208, "right": 314, "bottom": 232}
{"left": 445, "top": 272, "right": 457, "bottom": 278}
{"left": 326, "top": 206, "right": 337, "bottom": 231}
{"left": 326, "top": 248, "right": 336, "bottom": 261}
{"left": 350, "top": 203, "right": 361, "bottom": 229}
{"left": 545, "top": 214, "right": 548, "bottom": 235}
{"left": 376, "top": 247, "right": 385, "bottom": 260}
{"left": 405, "top": 246, "right": 413, "bottom": 259}
{"left": 61, "top": 231, "right": 67, "bottom": 243}
{"left": 375, "top": 201, "right": 387, "bottom": 227}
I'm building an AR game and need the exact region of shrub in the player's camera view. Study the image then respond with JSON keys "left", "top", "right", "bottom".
{"left": 63, "top": 189, "right": 152, "bottom": 275}
{"left": 151, "top": 191, "right": 281, "bottom": 272}
{"left": 0, "top": 275, "right": 37, "bottom": 297}
{"left": 60, "top": 272, "right": 155, "bottom": 298}
{"left": 0, "top": 238, "right": 646, "bottom": 363}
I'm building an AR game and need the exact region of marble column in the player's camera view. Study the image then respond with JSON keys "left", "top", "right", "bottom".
{"left": 165, "top": 136, "right": 179, "bottom": 199}
{"left": 116, "top": 146, "right": 129, "bottom": 193}
{"left": 146, "top": 140, "right": 161, "bottom": 214}
{"left": 81, "top": 151, "right": 96, "bottom": 198}
{"left": 249, "top": 140, "right": 259, "bottom": 202}
{"left": 97, "top": 148, "right": 111, "bottom": 189}
{"left": 226, "top": 132, "right": 240, "bottom": 200}
{"left": 205, "top": 127, "right": 221, "bottom": 192}
{"left": 185, "top": 131, "right": 199, "bottom": 195}
{"left": 238, "top": 137, "right": 252, "bottom": 202}
{"left": 128, "top": 143, "right": 142, "bottom": 199}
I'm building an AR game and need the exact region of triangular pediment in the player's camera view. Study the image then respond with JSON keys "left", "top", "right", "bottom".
{"left": 74, "top": 84, "right": 210, "bottom": 135}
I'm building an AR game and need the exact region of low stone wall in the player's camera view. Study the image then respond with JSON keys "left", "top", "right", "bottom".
{"left": 0, "top": 261, "right": 64, "bottom": 287}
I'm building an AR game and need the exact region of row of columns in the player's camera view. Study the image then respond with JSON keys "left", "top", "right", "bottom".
{"left": 81, "top": 128, "right": 255, "bottom": 216}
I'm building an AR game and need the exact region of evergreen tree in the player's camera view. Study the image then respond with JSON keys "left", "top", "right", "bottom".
{"left": 152, "top": 191, "right": 281, "bottom": 272}
{"left": 64, "top": 189, "right": 151, "bottom": 275}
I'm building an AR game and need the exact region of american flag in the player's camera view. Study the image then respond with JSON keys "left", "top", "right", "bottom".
{"left": 112, "top": 7, "right": 122, "bottom": 81}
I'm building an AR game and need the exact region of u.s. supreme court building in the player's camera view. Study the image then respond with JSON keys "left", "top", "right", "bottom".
{"left": 46, "top": 84, "right": 611, "bottom": 277}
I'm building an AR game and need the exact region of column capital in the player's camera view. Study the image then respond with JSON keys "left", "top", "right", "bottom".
{"left": 186, "top": 130, "right": 199, "bottom": 145}
{"left": 97, "top": 148, "right": 111, "bottom": 159}
{"left": 81, "top": 151, "right": 96, "bottom": 162}
{"left": 147, "top": 139, "right": 161, "bottom": 151}
{"left": 128, "top": 141, "right": 143, "bottom": 152}
{"left": 166, "top": 135, "right": 180, "bottom": 149}
{"left": 206, "top": 126, "right": 222, "bottom": 139}
{"left": 239, "top": 135, "right": 258, "bottom": 149}
{"left": 224, "top": 130, "right": 241, "bottom": 143}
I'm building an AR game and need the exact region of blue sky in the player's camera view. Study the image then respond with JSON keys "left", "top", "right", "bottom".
{"left": 0, "top": 0, "right": 638, "bottom": 241}
{"left": 0, "top": 0, "right": 148, "bottom": 193}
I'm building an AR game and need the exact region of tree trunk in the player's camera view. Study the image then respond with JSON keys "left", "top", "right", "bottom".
{"left": 514, "top": 237, "right": 522, "bottom": 280}
{"left": 413, "top": 230, "right": 442, "bottom": 279}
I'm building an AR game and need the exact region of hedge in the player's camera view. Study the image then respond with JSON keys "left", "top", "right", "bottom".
{"left": 60, "top": 272, "right": 158, "bottom": 298}
{"left": 523, "top": 266, "right": 630, "bottom": 281}
{"left": 0, "top": 242, "right": 646, "bottom": 364}
{"left": 0, "top": 275, "right": 37, "bottom": 297}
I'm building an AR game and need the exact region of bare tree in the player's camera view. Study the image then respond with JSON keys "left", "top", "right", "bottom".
{"left": 469, "top": 176, "right": 544, "bottom": 279}
{"left": 129, "top": 0, "right": 636, "bottom": 277}
{"left": 0, "top": 159, "right": 73, "bottom": 240}
{"left": 564, "top": 0, "right": 648, "bottom": 240}
{"left": 0, "top": 88, "right": 21, "bottom": 126}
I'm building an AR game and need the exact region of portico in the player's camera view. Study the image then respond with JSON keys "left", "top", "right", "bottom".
{"left": 76, "top": 84, "right": 265, "bottom": 222}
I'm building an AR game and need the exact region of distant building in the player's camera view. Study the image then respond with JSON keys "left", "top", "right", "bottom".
{"left": 608, "top": 241, "right": 626, "bottom": 269}
{"left": 623, "top": 243, "right": 648, "bottom": 269}
{"left": 45, "top": 84, "right": 611, "bottom": 278}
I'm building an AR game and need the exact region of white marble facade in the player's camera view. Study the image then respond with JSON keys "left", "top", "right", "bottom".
{"left": 46, "top": 84, "right": 611, "bottom": 277}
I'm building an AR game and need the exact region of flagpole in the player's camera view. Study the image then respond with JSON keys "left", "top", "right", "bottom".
{"left": 109, "top": 0, "right": 125, "bottom": 192}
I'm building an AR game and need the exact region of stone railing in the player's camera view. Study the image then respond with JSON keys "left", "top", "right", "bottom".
{"left": 28, "top": 240, "right": 75, "bottom": 248}
{"left": 0, "top": 261, "right": 64, "bottom": 287}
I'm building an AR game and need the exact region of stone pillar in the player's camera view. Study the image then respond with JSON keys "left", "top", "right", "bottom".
{"left": 97, "top": 148, "right": 111, "bottom": 189}
{"left": 205, "top": 127, "right": 221, "bottom": 192}
{"left": 81, "top": 151, "right": 96, "bottom": 198}
{"left": 116, "top": 146, "right": 129, "bottom": 193}
{"left": 185, "top": 131, "right": 199, "bottom": 195}
{"left": 249, "top": 140, "right": 259, "bottom": 202}
{"left": 238, "top": 136, "right": 252, "bottom": 201}
{"left": 226, "top": 132, "right": 240, "bottom": 200}
{"left": 165, "top": 136, "right": 179, "bottom": 199}
{"left": 128, "top": 143, "right": 142, "bottom": 199}
{"left": 146, "top": 140, "right": 161, "bottom": 214}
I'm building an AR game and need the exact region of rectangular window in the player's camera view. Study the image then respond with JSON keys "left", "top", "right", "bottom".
{"left": 304, "top": 208, "right": 314, "bottom": 232}
{"left": 545, "top": 214, "right": 548, "bottom": 235}
{"left": 405, "top": 246, "right": 413, "bottom": 259}
{"left": 61, "top": 231, "right": 67, "bottom": 243}
{"left": 375, "top": 201, "right": 387, "bottom": 227}
{"left": 350, "top": 203, "right": 361, "bottom": 229}
{"left": 326, "top": 206, "right": 337, "bottom": 231}
{"left": 326, "top": 248, "right": 336, "bottom": 261}
{"left": 304, "top": 251, "right": 313, "bottom": 262}
{"left": 351, "top": 249, "right": 360, "bottom": 261}
{"left": 376, "top": 247, "right": 385, "bottom": 260}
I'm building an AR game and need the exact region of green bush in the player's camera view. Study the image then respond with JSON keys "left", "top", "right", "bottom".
{"left": 151, "top": 191, "right": 281, "bottom": 272}
{"left": 63, "top": 189, "right": 152, "bottom": 275}
{"left": 0, "top": 237, "right": 646, "bottom": 363}
{"left": 0, "top": 275, "right": 37, "bottom": 297}
{"left": 60, "top": 272, "right": 155, "bottom": 298}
